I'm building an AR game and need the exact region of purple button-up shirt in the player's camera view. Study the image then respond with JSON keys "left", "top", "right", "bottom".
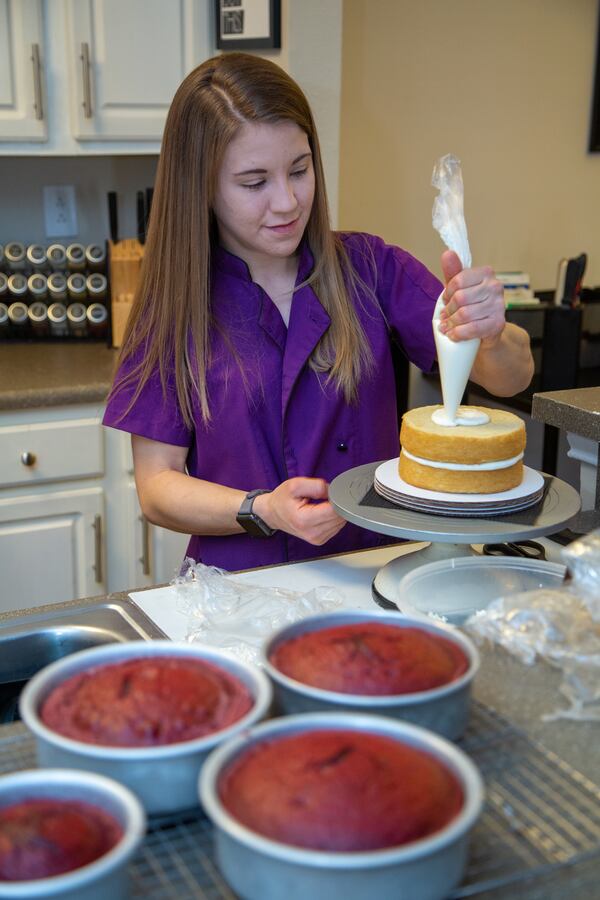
{"left": 103, "top": 232, "right": 441, "bottom": 570}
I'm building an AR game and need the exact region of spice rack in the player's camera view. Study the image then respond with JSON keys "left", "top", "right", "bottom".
{"left": 0, "top": 240, "right": 110, "bottom": 343}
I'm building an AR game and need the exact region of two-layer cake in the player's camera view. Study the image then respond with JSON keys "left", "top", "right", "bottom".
{"left": 399, "top": 404, "right": 526, "bottom": 494}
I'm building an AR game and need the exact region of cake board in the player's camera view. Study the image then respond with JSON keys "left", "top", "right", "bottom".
{"left": 329, "top": 461, "right": 581, "bottom": 608}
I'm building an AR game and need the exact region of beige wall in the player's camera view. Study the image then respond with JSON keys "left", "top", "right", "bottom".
{"left": 339, "top": 0, "right": 600, "bottom": 289}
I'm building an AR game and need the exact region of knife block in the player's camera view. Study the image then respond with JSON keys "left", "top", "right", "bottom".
{"left": 109, "top": 238, "right": 144, "bottom": 347}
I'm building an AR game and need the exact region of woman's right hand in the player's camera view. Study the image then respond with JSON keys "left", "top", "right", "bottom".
{"left": 253, "top": 477, "right": 346, "bottom": 546}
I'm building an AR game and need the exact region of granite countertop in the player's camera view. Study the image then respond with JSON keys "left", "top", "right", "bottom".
{"left": 532, "top": 386, "right": 600, "bottom": 441}
{"left": 0, "top": 343, "right": 118, "bottom": 410}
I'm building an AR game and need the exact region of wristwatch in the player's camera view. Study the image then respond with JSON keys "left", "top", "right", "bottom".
{"left": 236, "top": 489, "right": 275, "bottom": 538}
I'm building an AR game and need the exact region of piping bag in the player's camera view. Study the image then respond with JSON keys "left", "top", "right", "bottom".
{"left": 431, "top": 154, "right": 481, "bottom": 426}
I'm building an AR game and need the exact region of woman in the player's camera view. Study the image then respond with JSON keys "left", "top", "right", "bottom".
{"left": 103, "top": 52, "right": 534, "bottom": 571}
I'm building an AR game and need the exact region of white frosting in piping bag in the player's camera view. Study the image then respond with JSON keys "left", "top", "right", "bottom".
{"left": 432, "top": 291, "right": 481, "bottom": 426}
{"left": 430, "top": 155, "right": 482, "bottom": 428}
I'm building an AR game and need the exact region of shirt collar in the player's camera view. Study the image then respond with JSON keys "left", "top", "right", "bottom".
{"left": 211, "top": 237, "right": 315, "bottom": 287}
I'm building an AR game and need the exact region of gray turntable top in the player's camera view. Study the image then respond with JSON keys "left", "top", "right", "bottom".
{"left": 329, "top": 461, "right": 581, "bottom": 544}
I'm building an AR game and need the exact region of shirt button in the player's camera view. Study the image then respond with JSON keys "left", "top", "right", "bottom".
{"left": 337, "top": 442, "right": 348, "bottom": 452}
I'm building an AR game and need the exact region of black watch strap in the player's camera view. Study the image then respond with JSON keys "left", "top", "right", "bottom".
{"left": 236, "top": 489, "right": 275, "bottom": 538}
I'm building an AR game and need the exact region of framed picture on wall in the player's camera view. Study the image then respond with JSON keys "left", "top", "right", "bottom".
{"left": 590, "top": 9, "right": 600, "bottom": 151}
{"left": 215, "top": 0, "right": 281, "bottom": 50}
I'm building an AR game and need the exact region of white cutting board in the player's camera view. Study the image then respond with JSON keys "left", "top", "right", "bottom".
{"left": 128, "top": 543, "right": 424, "bottom": 641}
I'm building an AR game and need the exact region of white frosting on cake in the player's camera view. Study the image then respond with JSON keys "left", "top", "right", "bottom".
{"left": 431, "top": 407, "right": 490, "bottom": 427}
{"left": 401, "top": 449, "right": 524, "bottom": 472}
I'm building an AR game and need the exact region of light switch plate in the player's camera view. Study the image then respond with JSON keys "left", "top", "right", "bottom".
{"left": 43, "top": 185, "right": 78, "bottom": 238}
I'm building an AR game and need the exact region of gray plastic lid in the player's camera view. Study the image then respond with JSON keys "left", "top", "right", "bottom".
{"left": 7, "top": 274, "right": 27, "bottom": 295}
{"left": 28, "top": 273, "right": 48, "bottom": 295}
{"left": 66, "top": 243, "right": 86, "bottom": 263}
{"left": 86, "top": 244, "right": 106, "bottom": 263}
{"left": 8, "top": 302, "right": 28, "bottom": 324}
{"left": 67, "top": 273, "right": 87, "bottom": 293}
{"left": 26, "top": 244, "right": 46, "bottom": 265}
{"left": 87, "top": 273, "right": 108, "bottom": 294}
{"left": 67, "top": 302, "right": 87, "bottom": 323}
{"left": 48, "top": 302, "right": 67, "bottom": 323}
{"left": 47, "top": 243, "right": 67, "bottom": 265}
{"left": 28, "top": 301, "right": 49, "bottom": 323}
{"left": 87, "top": 302, "right": 108, "bottom": 323}
{"left": 5, "top": 242, "right": 25, "bottom": 263}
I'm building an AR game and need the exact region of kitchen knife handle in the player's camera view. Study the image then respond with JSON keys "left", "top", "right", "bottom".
{"left": 93, "top": 514, "right": 103, "bottom": 584}
{"left": 31, "top": 44, "right": 44, "bottom": 120}
{"left": 139, "top": 514, "right": 151, "bottom": 576}
{"left": 108, "top": 192, "right": 119, "bottom": 244}
{"left": 136, "top": 191, "right": 146, "bottom": 244}
{"left": 145, "top": 188, "right": 154, "bottom": 235}
{"left": 80, "top": 42, "right": 93, "bottom": 118}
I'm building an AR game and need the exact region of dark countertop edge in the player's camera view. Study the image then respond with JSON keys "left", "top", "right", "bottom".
{"left": 0, "top": 587, "right": 162, "bottom": 626}
{"left": 532, "top": 388, "right": 600, "bottom": 441}
{"left": 0, "top": 383, "right": 112, "bottom": 411}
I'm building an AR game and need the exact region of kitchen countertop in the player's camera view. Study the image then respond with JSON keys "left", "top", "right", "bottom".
{"left": 2, "top": 540, "right": 597, "bottom": 785}
{"left": 0, "top": 342, "right": 118, "bottom": 410}
{"left": 532, "top": 386, "right": 600, "bottom": 441}
{"left": 128, "top": 540, "right": 599, "bottom": 785}
{"left": 1, "top": 541, "right": 599, "bottom": 897}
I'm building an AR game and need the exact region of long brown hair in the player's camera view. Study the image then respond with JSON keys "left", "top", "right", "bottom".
{"left": 112, "top": 52, "right": 373, "bottom": 426}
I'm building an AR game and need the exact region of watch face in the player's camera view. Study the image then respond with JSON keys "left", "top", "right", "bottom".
{"left": 236, "top": 497, "right": 275, "bottom": 537}
{"left": 245, "top": 514, "right": 274, "bottom": 538}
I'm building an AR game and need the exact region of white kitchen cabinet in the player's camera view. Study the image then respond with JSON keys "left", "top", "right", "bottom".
{"left": 110, "top": 439, "right": 187, "bottom": 591}
{"left": 0, "top": 0, "right": 46, "bottom": 141}
{"left": 0, "top": 402, "right": 188, "bottom": 609}
{"left": 66, "top": 0, "right": 211, "bottom": 142}
{"left": 0, "top": 0, "right": 211, "bottom": 154}
{"left": 0, "top": 404, "right": 107, "bottom": 611}
{"left": 0, "top": 487, "right": 105, "bottom": 612}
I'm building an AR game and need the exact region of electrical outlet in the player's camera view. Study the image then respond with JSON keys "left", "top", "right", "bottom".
{"left": 43, "top": 185, "right": 78, "bottom": 238}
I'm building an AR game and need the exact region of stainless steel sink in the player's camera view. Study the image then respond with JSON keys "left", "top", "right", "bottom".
{"left": 0, "top": 597, "right": 167, "bottom": 723}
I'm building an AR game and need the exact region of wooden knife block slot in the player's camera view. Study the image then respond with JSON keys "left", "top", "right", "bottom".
{"left": 109, "top": 239, "right": 144, "bottom": 347}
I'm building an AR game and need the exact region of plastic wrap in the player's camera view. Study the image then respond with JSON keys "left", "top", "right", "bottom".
{"left": 171, "top": 559, "right": 344, "bottom": 664}
{"left": 431, "top": 153, "right": 472, "bottom": 268}
{"left": 465, "top": 530, "right": 600, "bottom": 721}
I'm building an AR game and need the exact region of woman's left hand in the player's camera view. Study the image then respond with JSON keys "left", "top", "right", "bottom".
{"left": 438, "top": 250, "right": 505, "bottom": 349}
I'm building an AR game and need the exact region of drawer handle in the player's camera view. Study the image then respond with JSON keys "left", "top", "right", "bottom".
{"left": 139, "top": 515, "right": 151, "bottom": 576}
{"left": 93, "top": 514, "right": 103, "bottom": 583}
{"left": 80, "top": 42, "right": 93, "bottom": 118}
{"left": 20, "top": 451, "right": 37, "bottom": 467}
{"left": 31, "top": 43, "right": 44, "bottom": 120}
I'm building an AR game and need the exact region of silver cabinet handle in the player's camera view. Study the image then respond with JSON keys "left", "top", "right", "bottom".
{"left": 80, "top": 42, "right": 92, "bottom": 118}
{"left": 139, "top": 515, "right": 151, "bottom": 576}
{"left": 20, "top": 451, "right": 37, "bottom": 467}
{"left": 93, "top": 514, "right": 103, "bottom": 583}
{"left": 30, "top": 43, "right": 43, "bottom": 120}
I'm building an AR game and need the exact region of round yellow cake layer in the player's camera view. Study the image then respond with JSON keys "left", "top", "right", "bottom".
{"left": 400, "top": 405, "right": 525, "bottom": 465}
{"left": 399, "top": 453, "right": 523, "bottom": 494}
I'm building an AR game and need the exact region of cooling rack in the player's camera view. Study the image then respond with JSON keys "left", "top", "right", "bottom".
{"left": 0, "top": 702, "right": 597, "bottom": 899}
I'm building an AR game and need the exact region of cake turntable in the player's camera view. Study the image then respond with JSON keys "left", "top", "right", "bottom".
{"left": 328, "top": 460, "right": 581, "bottom": 611}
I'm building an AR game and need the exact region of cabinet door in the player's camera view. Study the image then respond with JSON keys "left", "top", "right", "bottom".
{"left": 66, "top": 0, "right": 210, "bottom": 141}
{"left": 0, "top": 487, "right": 105, "bottom": 612}
{"left": 0, "top": 0, "right": 47, "bottom": 140}
{"left": 127, "top": 482, "right": 188, "bottom": 589}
